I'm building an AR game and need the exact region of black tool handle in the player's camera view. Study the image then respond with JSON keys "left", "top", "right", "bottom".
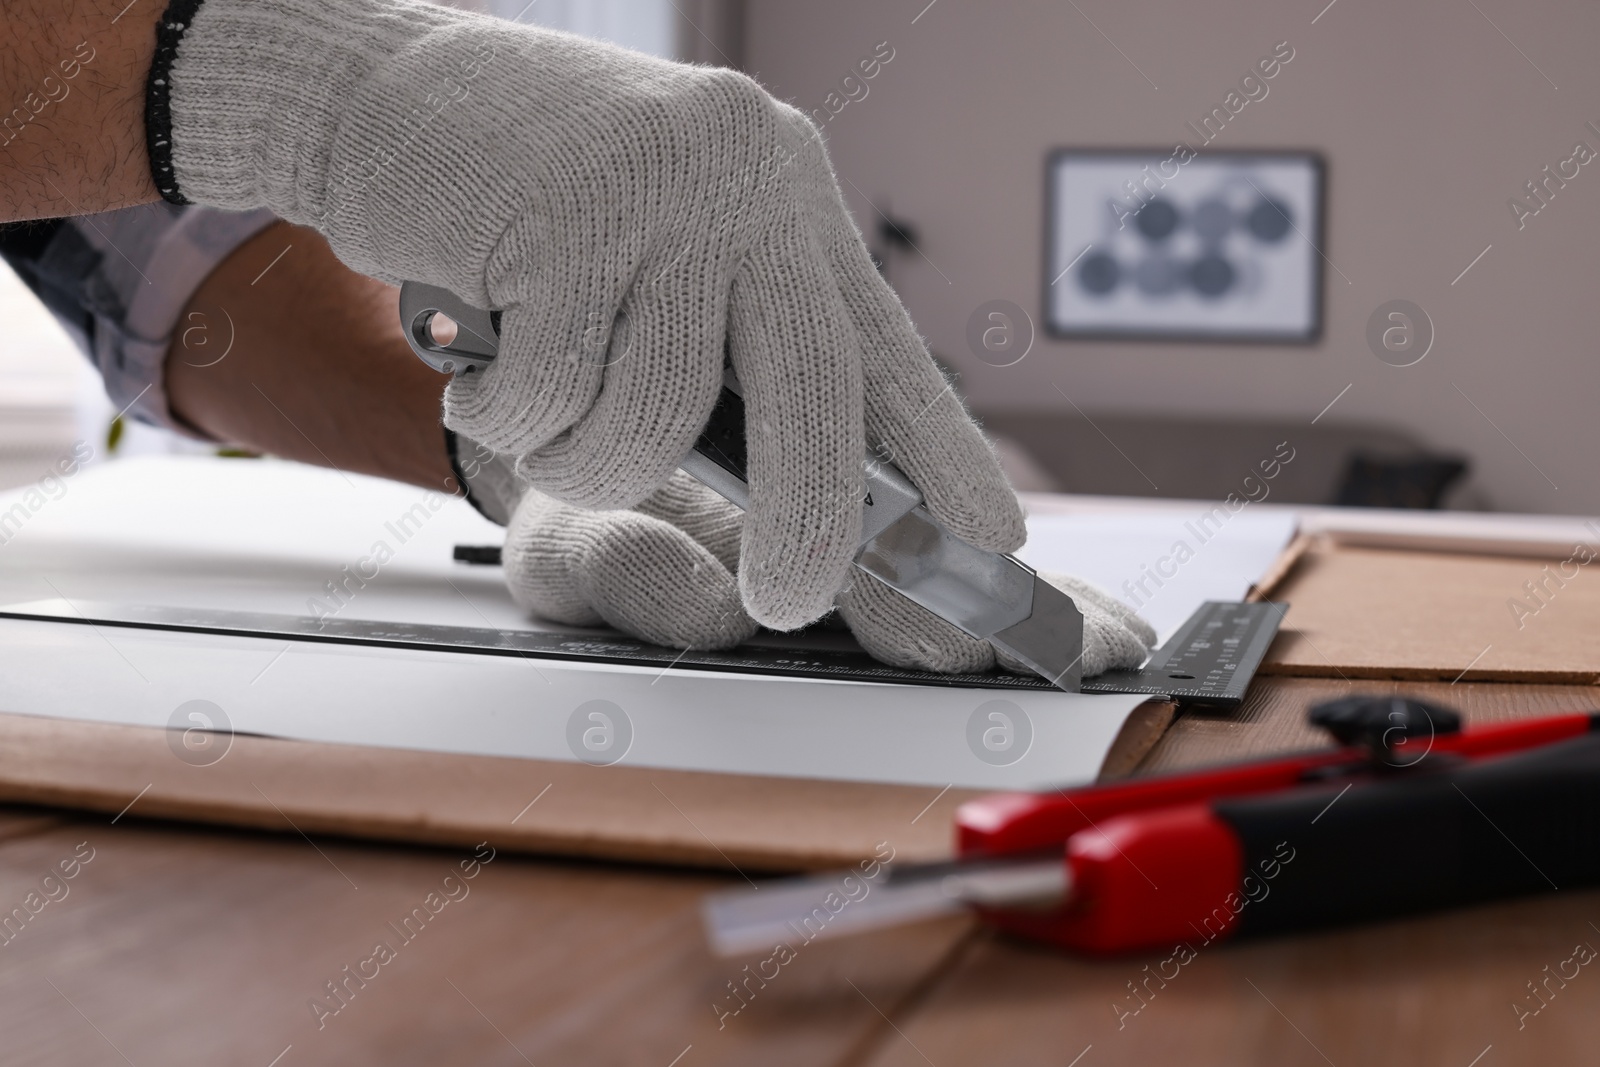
{"left": 677, "top": 376, "right": 758, "bottom": 509}
{"left": 1213, "top": 732, "right": 1600, "bottom": 939}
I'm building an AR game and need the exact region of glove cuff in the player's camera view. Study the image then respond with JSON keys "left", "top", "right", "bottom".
{"left": 145, "top": 0, "right": 206, "bottom": 204}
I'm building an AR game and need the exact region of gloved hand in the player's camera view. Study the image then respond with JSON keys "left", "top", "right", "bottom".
{"left": 157, "top": 0, "right": 1023, "bottom": 631}
{"left": 500, "top": 471, "right": 1155, "bottom": 678}
{"left": 503, "top": 472, "right": 759, "bottom": 651}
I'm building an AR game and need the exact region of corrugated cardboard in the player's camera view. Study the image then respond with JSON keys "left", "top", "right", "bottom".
{"left": 0, "top": 701, "right": 1172, "bottom": 873}
{"left": 1258, "top": 536, "right": 1600, "bottom": 683}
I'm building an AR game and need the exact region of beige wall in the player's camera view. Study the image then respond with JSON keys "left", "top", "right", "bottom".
{"left": 745, "top": 0, "right": 1600, "bottom": 515}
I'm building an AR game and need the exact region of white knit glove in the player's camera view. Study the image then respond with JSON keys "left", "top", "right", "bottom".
{"left": 501, "top": 472, "right": 1155, "bottom": 677}
{"left": 504, "top": 473, "right": 759, "bottom": 650}
{"left": 158, "top": 0, "right": 1024, "bottom": 631}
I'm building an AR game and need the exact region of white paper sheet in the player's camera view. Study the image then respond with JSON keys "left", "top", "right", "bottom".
{"left": 0, "top": 457, "right": 1289, "bottom": 788}
{"left": 0, "top": 618, "right": 1142, "bottom": 790}
{"left": 1018, "top": 511, "right": 1298, "bottom": 641}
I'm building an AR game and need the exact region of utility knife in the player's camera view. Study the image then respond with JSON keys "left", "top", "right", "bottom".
{"left": 399, "top": 282, "right": 1087, "bottom": 691}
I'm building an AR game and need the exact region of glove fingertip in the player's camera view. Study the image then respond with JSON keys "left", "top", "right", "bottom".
{"left": 952, "top": 491, "right": 1029, "bottom": 554}
{"left": 894, "top": 420, "right": 1028, "bottom": 555}
{"left": 740, "top": 564, "right": 838, "bottom": 632}
{"left": 837, "top": 578, "right": 997, "bottom": 675}
{"left": 738, "top": 493, "right": 861, "bottom": 632}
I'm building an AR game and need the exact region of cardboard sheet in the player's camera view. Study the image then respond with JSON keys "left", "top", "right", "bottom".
{"left": 0, "top": 457, "right": 1198, "bottom": 792}
{"left": 1259, "top": 539, "right": 1600, "bottom": 683}
{"left": 0, "top": 702, "right": 1174, "bottom": 872}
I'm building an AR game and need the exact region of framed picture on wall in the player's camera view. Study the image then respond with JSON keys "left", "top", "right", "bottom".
{"left": 1044, "top": 149, "right": 1324, "bottom": 343}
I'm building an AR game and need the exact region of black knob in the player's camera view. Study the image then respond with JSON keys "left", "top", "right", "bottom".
{"left": 877, "top": 215, "right": 920, "bottom": 251}
{"left": 1308, "top": 695, "right": 1462, "bottom": 752}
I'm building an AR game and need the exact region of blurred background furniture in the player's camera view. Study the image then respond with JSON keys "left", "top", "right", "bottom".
{"left": 984, "top": 410, "right": 1479, "bottom": 508}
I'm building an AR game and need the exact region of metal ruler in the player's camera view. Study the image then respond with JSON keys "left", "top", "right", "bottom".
{"left": 1081, "top": 600, "right": 1286, "bottom": 706}
{"left": 0, "top": 598, "right": 1283, "bottom": 706}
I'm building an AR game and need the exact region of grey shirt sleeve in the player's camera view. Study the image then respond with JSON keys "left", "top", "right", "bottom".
{"left": 0, "top": 203, "right": 277, "bottom": 436}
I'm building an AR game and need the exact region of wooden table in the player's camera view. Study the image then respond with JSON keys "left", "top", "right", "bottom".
{"left": 5, "top": 676, "right": 1598, "bottom": 1066}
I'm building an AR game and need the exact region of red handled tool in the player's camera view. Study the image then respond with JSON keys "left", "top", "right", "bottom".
{"left": 704, "top": 697, "right": 1600, "bottom": 956}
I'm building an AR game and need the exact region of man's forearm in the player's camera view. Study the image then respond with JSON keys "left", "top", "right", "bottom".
{"left": 0, "top": 0, "right": 164, "bottom": 220}
{"left": 164, "top": 220, "right": 459, "bottom": 493}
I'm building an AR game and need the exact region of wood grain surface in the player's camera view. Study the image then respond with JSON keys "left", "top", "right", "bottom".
{"left": 857, "top": 893, "right": 1600, "bottom": 1067}
{"left": 0, "top": 816, "right": 972, "bottom": 1066}
{"left": 3, "top": 677, "right": 1596, "bottom": 1065}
